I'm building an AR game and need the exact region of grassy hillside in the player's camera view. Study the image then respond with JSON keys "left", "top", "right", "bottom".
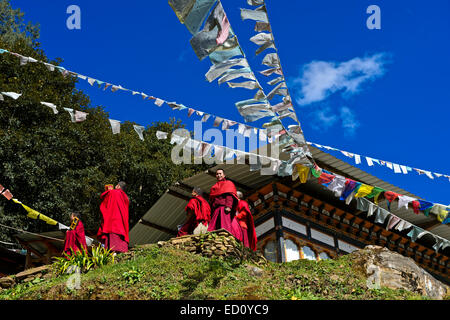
{"left": 0, "top": 239, "right": 432, "bottom": 300}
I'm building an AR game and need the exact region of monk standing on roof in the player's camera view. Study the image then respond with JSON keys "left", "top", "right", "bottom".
{"left": 97, "top": 181, "right": 129, "bottom": 253}
{"left": 207, "top": 168, "right": 240, "bottom": 238}
{"left": 63, "top": 212, "right": 87, "bottom": 256}
{"left": 177, "top": 187, "right": 211, "bottom": 236}
{"left": 234, "top": 191, "right": 257, "bottom": 251}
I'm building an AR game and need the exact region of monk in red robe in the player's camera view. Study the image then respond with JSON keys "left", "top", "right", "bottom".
{"left": 177, "top": 187, "right": 211, "bottom": 237}
{"left": 97, "top": 181, "right": 129, "bottom": 253}
{"left": 63, "top": 212, "right": 87, "bottom": 256}
{"left": 207, "top": 168, "right": 240, "bottom": 238}
{"left": 234, "top": 191, "right": 257, "bottom": 251}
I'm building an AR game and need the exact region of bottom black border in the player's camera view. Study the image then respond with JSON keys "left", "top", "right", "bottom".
{"left": 0, "top": 299, "right": 447, "bottom": 318}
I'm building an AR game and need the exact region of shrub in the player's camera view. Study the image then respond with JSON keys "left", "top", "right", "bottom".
{"left": 52, "top": 245, "right": 114, "bottom": 275}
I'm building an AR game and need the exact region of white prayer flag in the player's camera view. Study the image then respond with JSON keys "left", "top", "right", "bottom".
{"left": 259, "top": 129, "right": 267, "bottom": 141}
{"left": 1, "top": 92, "right": 22, "bottom": 100}
{"left": 109, "top": 119, "right": 121, "bottom": 134}
{"left": 45, "top": 63, "right": 55, "bottom": 72}
{"left": 201, "top": 114, "right": 210, "bottom": 122}
{"left": 154, "top": 98, "right": 164, "bottom": 107}
{"left": 213, "top": 116, "right": 223, "bottom": 127}
{"left": 214, "top": 145, "right": 224, "bottom": 162}
{"left": 63, "top": 108, "right": 76, "bottom": 122}
{"left": 224, "top": 147, "right": 235, "bottom": 160}
{"left": 238, "top": 124, "right": 245, "bottom": 135}
{"left": 133, "top": 125, "right": 145, "bottom": 141}
{"left": 156, "top": 131, "right": 168, "bottom": 140}
{"left": 58, "top": 223, "right": 70, "bottom": 231}
{"left": 40, "top": 102, "right": 58, "bottom": 114}
{"left": 74, "top": 110, "right": 88, "bottom": 122}
{"left": 387, "top": 215, "right": 401, "bottom": 230}
{"left": 424, "top": 170, "right": 434, "bottom": 180}
{"left": 244, "top": 126, "right": 252, "bottom": 138}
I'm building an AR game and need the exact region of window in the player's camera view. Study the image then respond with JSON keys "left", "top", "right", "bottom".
{"left": 318, "top": 252, "right": 330, "bottom": 260}
{"left": 301, "top": 246, "right": 316, "bottom": 261}
{"left": 284, "top": 239, "right": 300, "bottom": 262}
{"left": 263, "top": 240, "right": 277, "bottom": 262}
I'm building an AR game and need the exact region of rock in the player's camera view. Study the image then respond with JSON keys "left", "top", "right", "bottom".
{"left": 157, "top": 241, "right": 166, "bottom": 247}
{"left": 245, "top": 265, "right": 264, "bottom": 277}
{"left": 329, "top": 274, "right": 342, "bottom": 282}
{"left": 350, "top": 245, "right": 449, "bottom": 299}
{"left": 23, "top": 276, "right": 35, "bottom": 283}
{"left": 43, "top": 273, "right": 53, "bottom": 280}
{"left": 0, "top": 276, "right": 15, "bottom": 289}
{"left": 15, "top": 265, "right": 49, "bottom": 281}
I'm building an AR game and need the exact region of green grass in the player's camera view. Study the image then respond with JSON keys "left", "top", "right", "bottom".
{"left": 0, "top": 244, "right": 432, "bottom": 300}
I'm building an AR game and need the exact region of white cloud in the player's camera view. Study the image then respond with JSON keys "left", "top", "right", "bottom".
{"left": 309, "top": 106, "right": 338, "bottom": 130}
{"left": 308, "top": 105, "right": 360, "bottom": 137}
{"left": 340, "top": 106, "right": 360, "bottom": 137}
{"left": 293, "top": 53, "right": 389, "bottom": 106}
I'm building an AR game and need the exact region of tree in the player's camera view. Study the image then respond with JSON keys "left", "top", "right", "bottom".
{"left": 0, "top": 0, "right": 210, "bottom": 244}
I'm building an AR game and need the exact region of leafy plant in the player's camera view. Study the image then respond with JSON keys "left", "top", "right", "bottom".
{"left": 122, "top": 266, "right": 145, "bottom": 285}
{"left": 52, "top": 245, "right": 114, "bottom": 275}
{"left": 91, "top": 245, "right": 115, "bottom": 267}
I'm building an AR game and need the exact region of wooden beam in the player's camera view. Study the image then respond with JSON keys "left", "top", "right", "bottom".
{"left": 375, "top": 230, "right": 383, "bottom": 245}
{"left": 139, "top": 219, "right": 177, "bottom": 236}
{"left": 306, "top": 199, "right": 314, "bottom": 216}
{"left": 257, "top": 193, "right": 270, "bottom": 209}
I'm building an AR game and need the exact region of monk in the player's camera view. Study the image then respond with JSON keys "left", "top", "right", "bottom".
{"left": 207, "top": 168, "right": 240, "bottom": 238}
{"left": 63, "top": 212, "right": 87, "bottom": 256}
{"left": 234, "top": 191, "right": 257, "bottom": 251}
{"left": 177, "top": 187, "right": 211, "bottom": 237}
{"left": 97, "top": 181, "right": 129, "bottom": 253}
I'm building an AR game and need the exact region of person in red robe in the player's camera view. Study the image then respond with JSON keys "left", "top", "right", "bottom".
{"left": 177, "top": 187, "right": 211, "bottom": 237}
{"left": 63, "top": 212, "right": 87, "bottom": 256}
{"left": 207, "top": 168, "right": 240, "bottom": 239}
{"left": 234, "top": 191, "right": 257, "bottom": 251}
{"left": 97, "top": 181, "right": 129, "bottom": 253}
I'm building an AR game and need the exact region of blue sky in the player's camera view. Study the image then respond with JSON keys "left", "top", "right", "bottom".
{"left": 8, "top": 0, "right": 450, "bottom": 205}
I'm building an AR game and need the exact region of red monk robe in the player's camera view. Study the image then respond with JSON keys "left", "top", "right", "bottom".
{"left": 207, "top": 179, "right": 241, "bottom": 238}
{"left": 63, "top": 219, "right": 87, "bottom": 256}
{"left": 97, "top": 189, "right": 129, "bottom": 253}
{"left": 234, "top": 200, "right": 257, "bottom": 251}
{"left": 177, "top": 195, "right": 211, "bottom": 237}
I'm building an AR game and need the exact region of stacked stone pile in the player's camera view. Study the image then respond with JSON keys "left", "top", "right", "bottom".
{"left": 156, "top": 229, "right": 267, "bottom": 266}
